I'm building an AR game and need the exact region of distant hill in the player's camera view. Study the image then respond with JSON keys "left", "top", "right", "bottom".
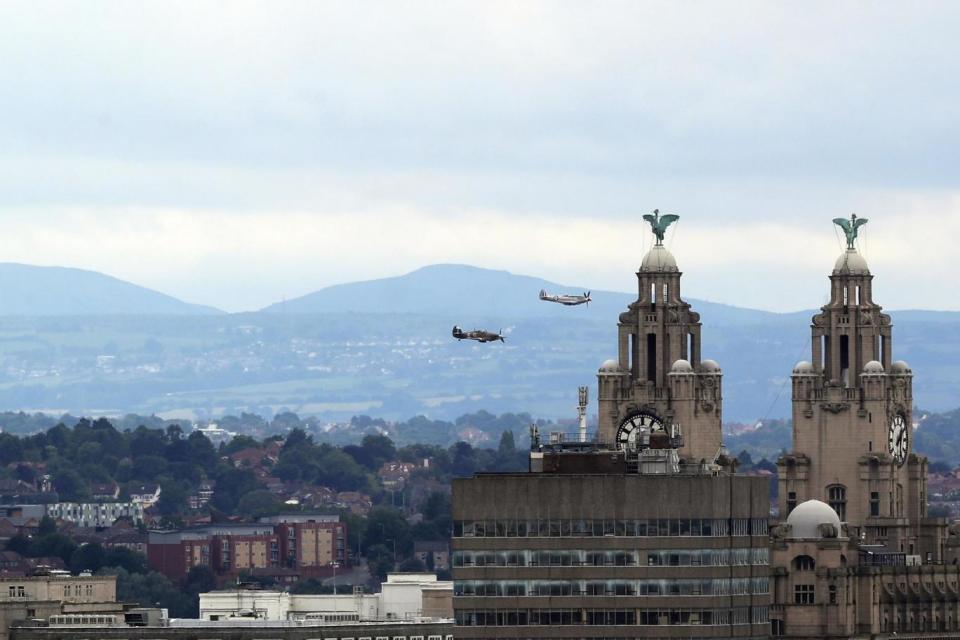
{"left": 0, "top": 263, "right": 223, "bottom": 316}
{"left": 261, "top": 263, "right": 786, "bottom": 326}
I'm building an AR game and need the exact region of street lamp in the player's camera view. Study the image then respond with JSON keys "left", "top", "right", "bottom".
{"left": 332, "top": 562, "right": 340, "bottom": 596}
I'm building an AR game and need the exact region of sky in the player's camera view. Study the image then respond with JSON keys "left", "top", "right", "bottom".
{"left": 1, "top": 1, "right": 959, "bottom": 313}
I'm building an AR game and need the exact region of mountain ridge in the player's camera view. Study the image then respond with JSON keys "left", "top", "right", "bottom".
{"left": 0, "top": 263, "right": 223, "bottom": 316}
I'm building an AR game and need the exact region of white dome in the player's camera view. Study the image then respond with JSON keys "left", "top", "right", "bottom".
{"left": 786, "top": 499, "right": 842, "bottom": 539}
{"left": 890, "top": 360, "right": 912, "bottom": 374}
{"left": 599, "top": 359, "right": 621, "bottom": 373}
{"left": 833, "top": 249, "right": 870, "bottom": 275}
{"left": 793, "top": 360, "right": 815, "bottom": 375}
{"left": 640, "top": 244, "right": 678, "bottom": 272}
{"left": 670, "top": 359, "right": 693, "bottom": 373}
{"left": 699, "top": 359, "right": 721, "bottom": 373}
{"left": 862, "top": 360, "right": 884, "bottom": 374}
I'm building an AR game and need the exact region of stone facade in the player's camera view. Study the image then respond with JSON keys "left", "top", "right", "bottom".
{"left": 0, "top": 575, "right": 119, "bottom": 640}
{"left": 770, "top": 224, "right": 960, "bottom": 639}
{"left": 596, "top": 243, "right": 723, "bottom": 463}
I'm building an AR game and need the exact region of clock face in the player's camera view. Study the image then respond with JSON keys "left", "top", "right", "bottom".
{"left": 616, "top": 412, "right": 665, "bottom": 450}
{"left": 888, "top": 414, "right": 908, "bottom": 465}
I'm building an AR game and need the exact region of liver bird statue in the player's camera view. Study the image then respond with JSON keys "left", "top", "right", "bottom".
{"left": 642, "top": 209, "right": 679, "bottom": 245}
{"left": 832, "top": 214, "right": 868, "bottom": 250}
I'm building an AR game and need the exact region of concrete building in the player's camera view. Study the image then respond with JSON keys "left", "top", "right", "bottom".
{"left": 0, "top": 574, "right": 120, "bottom": 640}
{"left": 198, "top": 574, "right": 452, "bottom": 622}
{"left": 452, "top": 222, "right": 770, "bottom": 639}
{"left": 44, "top": 502, "right": 144, "bottom": 528}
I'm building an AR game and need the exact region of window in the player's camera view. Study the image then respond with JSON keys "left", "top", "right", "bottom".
{"left": 829, "top": 584, "right": 837, "bottom": 604}
{"left": 870, "top": 492, "right": 880, "bottom": 517}
{"left": 828, "top": 485, "right": 847, "bottom": 521}
{"left": 787, "top": 491, "right": 797, "bottom": 515}
{"left": 792, "top": 555, "right": 816, "bottom": 571}
{"left": 795, "top": 584, "right": 815, "bottom": 605}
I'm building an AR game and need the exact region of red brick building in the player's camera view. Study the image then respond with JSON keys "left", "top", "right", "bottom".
{"left": 147, "top": 516, "right": 346, "bottom": 584}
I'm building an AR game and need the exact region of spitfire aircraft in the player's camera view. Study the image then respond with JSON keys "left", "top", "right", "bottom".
{"left": 452, "top": 325, "right": 505, "bottom": 343}
{"left": 539, "top": 289, "right": 591, "bottom": 306}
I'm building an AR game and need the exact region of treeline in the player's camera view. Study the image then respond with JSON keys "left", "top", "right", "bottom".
{"left": 0, "top": 417, "right": 529, "bottom": 521}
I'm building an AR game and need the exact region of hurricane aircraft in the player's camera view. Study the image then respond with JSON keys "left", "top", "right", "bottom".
{"left": 452, "top": 326, "right": 505, "bottom": 343}
{"left": 538, "top": 289, "right": 591, "bottom": 306}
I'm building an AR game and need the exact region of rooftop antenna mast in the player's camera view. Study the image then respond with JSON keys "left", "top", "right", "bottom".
{"left": 577, "top": 386, "right": 589, "bottom": 443}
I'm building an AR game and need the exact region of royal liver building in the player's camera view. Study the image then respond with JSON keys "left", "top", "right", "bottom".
{"left": 771, "top": 216, "right": 960, "bottom": 639}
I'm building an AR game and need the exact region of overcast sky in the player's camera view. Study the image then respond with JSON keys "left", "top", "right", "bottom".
{"left": 1, "top": 1, "right": 959, "bottom": 312}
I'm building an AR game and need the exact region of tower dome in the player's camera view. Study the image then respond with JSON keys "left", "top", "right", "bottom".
{"left": 793, "top": 360, "right": 815, "bottom": 375}
{"left": 862, "top": 360, "right": 884, "bottom": 374}
{"left": 890, "top": 360, "right": 912, "bottom": 374}
{"left": 670, "top": 359, "right": 693, "bottom": 373}
{"left": 786, "top": 499, "right": 842, "bottom": 538}
{"left": 833, "top": 248, "right": 870, "bottom": 275}
{"left": 699, "top": 359, "right": 721, "bottom": 373}
{"left": 640, "top": 244, "right": 678, "bottom": 272}
{"left": 598, "top": 359, "right": 621, "bottom": 373}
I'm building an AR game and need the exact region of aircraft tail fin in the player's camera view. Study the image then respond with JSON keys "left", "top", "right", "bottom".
{"left": 539, "top": 289, "right": 547, "bottom": 299}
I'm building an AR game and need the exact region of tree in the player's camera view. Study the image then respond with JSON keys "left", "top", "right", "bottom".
{"left": 5, "top": 534, "right": 31, "bottom": 556}
{"left": 398, "top": 557, "right": 426, "bottom": 572}
{"left": 108, "top": 568, "right": 195, "bottom": 618}
{"left": 186, "top": 431, "right": 218, "bottom": 472}
{"left": 38, "top": 515, "right": 57, "bottom": 537}
{"left": 316, "top": 450, "right": 369, "bottom": 492}
{"left": 366, "top": 544, "right": 395, "bottom": 581}
{"left": 359, "top": 434, "right": 396, "bottom": 470}
{"left": 69, "top": 543, "right": 106, "bottom": 574}
{"left": 33, "top": 533, "right": 77, "bottom": 563}
{"left": 237, "top": 490, "right": 280, "bottom": 519}
{"left": 102, "top": 547, "right": 148, "bottom": 574}
{"left": 53, "top": 468, "right": 89, "bottom": 501}
{"left": 497, "top": 430, "right": 516, "bottom": 457}
{"left": 156, "top": 479, "right": 190, "bottom": 516}
{"left": 183, "top": 565, "right": 217, "bottom": 596}
{"left": 211, "top": 468, "right": 263, "bottom": 514}
{"left": 450, "top": 442, "right": 477, "bottom": 477}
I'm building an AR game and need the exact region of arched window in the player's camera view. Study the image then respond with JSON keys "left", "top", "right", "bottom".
{"left": 792, "top": 555, "right": 816, "bottom": 571}
{"left": 828, "top": 485, "right": 847, "bottom": 521}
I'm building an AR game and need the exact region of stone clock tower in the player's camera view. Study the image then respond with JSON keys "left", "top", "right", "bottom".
{"left": 596, "top": 214, "right": 723, "bottom": 463}
{"left": 778, "top": 216, "right": 934, "bottom": 557}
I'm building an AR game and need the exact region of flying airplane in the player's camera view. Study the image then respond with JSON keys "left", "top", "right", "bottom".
{"left": 452, "top": 325, "right": 505, "bottom": 343}
{"left": 539, "top": 289, "right": 592, "bottom": 306}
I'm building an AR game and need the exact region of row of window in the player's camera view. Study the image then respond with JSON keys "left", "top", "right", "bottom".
{"left": 453, "top": 547, "right": 769, "bottom": 568}
{"left": 467, "top": 637, "right": 771, "bottom": 640}
{"left": 49, "top": 615, "right": 118, "bottom": 626}
{"left": 455, "top": 606, "right": 769, "bottom": 626}
{"left": 454, "top": 518, "right": 767, "bottom": 538}
{"left": 455, "top": 577, "right": 770, "bottom": 597}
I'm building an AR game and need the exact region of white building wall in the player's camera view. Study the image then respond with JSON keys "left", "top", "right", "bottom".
{"left": 198, "top": 574, "right": 451, "bottom": 623}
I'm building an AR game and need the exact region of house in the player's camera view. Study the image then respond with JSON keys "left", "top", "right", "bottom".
{"left": 334, "top": 491, "right": 372, "bottom": 516}
{"left": 91, "top": 482, "right": 120, "bottom": 501}
{"left": 127, "top": 484, "right": 161, "bottom": 506}
{"left": 104, "top": 529, "right": 148, "bottom": 556}
{"left": 188, "top": 481, "right": 216, "bottom": 510}
{"left": 377, "top": 461, "right": 419, "bottom": 490}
